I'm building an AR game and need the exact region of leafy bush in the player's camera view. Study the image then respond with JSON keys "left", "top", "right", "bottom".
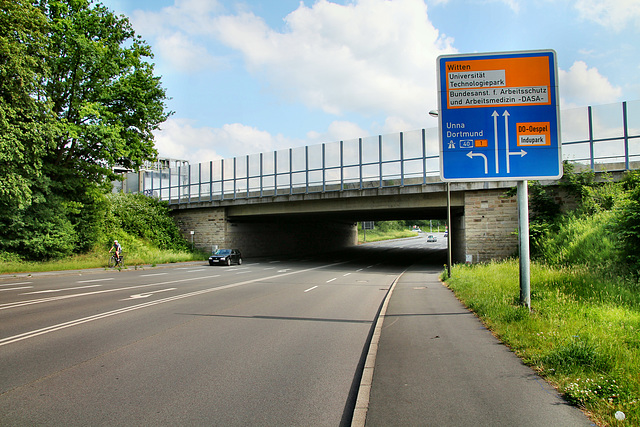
{"left": 537, "top": 210, "right": 618, "bottom": 269}
{"left": 105, "top": 193, "right": 190, "bottom": 251}
{"left": 615, "top": 171, "right": 640, "bottom": 275}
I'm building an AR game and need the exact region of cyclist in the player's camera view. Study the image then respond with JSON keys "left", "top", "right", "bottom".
{"left": 109, "top": 240, "right": 122, "bottom": 264}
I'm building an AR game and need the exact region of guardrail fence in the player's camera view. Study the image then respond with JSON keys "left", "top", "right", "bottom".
{"left": 130, "top": 100, "right": 640, "bottom": 204}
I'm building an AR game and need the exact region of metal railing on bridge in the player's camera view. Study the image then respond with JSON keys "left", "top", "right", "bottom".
{"left": 134, "top": 100, "right": 640, "bottom": 204}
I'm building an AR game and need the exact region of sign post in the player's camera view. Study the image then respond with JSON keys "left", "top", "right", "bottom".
{"left": 436, "top": 50, "right": 561, "bottom": 309}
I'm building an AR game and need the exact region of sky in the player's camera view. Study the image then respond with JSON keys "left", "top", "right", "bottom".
{"left": 99, "top": 0, "right": 640, "bottom": 164}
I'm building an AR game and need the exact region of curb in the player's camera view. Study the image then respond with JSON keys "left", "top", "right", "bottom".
{"left": 350, "top": 270, "right": 404, "bottom": 427}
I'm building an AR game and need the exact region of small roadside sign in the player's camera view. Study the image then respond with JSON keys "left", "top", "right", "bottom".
{"left": 437, "top": 50, "right": 561, "bottom": 182}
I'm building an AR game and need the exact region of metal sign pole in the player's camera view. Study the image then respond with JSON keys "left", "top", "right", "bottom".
{"left": 447, "top": 182, "right": 452, "bottom": 277}
{"left": 517, "top": 180, "right": 531, "bottom": 309}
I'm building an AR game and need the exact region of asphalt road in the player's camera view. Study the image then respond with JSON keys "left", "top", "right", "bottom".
{"left": 0, "top": 235, "right": 443, "bottom": 426}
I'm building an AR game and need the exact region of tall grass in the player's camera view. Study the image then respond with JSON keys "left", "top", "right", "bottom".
{"left": 444, "top": 261, "right": 639, "bottom": 426}
{"left": 536, "top": 209, "right": 619, "bottom": 271}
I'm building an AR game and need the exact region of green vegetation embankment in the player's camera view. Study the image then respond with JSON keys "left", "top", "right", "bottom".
{"left": 0, "top": 193, "right": 204, "bottom": 274}
{"left": 443, "top": 165, "right": 640, "bottom": 426}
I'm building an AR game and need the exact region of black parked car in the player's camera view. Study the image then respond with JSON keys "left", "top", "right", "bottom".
{"left": 209, "top": 249, "right": 242, "bottom": 266}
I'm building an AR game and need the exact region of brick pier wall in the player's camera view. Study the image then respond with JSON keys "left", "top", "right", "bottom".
{"left": 463, "top": 188, "right": 519, "bottom": 263}
{"left": 172, "top": 208, "right": 229, "bottom": 253}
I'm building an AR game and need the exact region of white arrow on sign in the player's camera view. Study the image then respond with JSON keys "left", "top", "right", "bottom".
{"left": 510, "top": 149, "right": 528, "bottom": 158}
{"left": 504, "top": 111, "right": 511, "bottom": 173}
{"left": 466, "top": 151, "right": 488, "bottom": 174}
{"left": 121, "top": 288, "right": 177, "bottom": 301}
{"left": 492, "top": 111, "right": 500, "bottom": 173}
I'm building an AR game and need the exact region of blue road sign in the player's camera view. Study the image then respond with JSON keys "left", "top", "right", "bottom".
{"left": 437, "top": 50, "right": 562, "bottom": 181}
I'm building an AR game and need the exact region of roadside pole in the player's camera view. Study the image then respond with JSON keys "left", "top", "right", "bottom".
{"left": 517, "top": 180, "right": 531, "bottom": 309}
{"left": 446, "top": 182, "right": 452, "bottom": 278}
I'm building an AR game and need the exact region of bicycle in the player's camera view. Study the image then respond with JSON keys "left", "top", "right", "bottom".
{"left": 108, "top": 252, "right": 125, "bottom": 269}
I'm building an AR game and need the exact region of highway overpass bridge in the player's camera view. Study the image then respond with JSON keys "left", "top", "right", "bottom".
{"left": 125, "top": 101, "right": 640, "bottom": 263}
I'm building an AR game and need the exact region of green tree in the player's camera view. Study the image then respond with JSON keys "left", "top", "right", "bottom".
{"left": 0, "top": 0, "right": 171, "bottom": 260}
{"left": 43, "top": 0, "right": 170, "bottom": 183}
{"left": 0, "top": 0, "right": 51, "bottom": 215}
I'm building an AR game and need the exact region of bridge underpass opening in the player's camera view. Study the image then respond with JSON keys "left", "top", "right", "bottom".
{"left": 222, "top": 205, "right": 462, "bottom": 262}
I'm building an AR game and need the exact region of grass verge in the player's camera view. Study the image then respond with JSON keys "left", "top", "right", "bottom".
{"left": 358, "top": 229, "right": 419, "bottom": 243}
{"left": 0, "top": 247, "right": 207, "bottom": 275}
{"left": 442, "top": 260, "right": 639, "bottom": 426}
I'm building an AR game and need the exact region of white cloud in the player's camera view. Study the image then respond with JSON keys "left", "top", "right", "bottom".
{"left": 131, "top": 0, "right": 224, "bottom": 37}
{"left": 155, "top": 32, "right": 223, "bottom": 73}
{"left": 153, "top": 118, "right": 296, "bottom": 164}
{"left": 574, "top": 0, "right": 640, "bottom": 30}
{"left": 130, "top": 0, "right": 226, "bottom": 73}
{"left": 307, "top": 120, "right": 368, "bottom": 143}
{"left": 559, "top": 61, "right": 622, "bottom": 108}
{"left": 213, "top": 0, "right": 455, "bottom": 128}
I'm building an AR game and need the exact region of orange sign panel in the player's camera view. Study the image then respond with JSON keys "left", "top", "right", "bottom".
{"left": 517, "top": 122, "right": 551, "bottom": 146}
{"left": 446, "top": 56, "right": 551, "bottom": 109}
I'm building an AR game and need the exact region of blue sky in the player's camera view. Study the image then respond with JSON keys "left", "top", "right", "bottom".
{"left": 100, "top": 0, "right": 640, "bottom": 163}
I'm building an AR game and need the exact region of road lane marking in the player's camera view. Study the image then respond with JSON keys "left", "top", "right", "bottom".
{"left": 140, "top": 273, "right": 168, "bottom": 277}
{"left": 326, "top": 278, "right": 337, "bottom": 283}
{"left": 120, "top": 288, "right": 177, "bottom": 301}
{"left": 0, "top": 282, "right": 32, "bottom": 287}
{"left": 77, "top": 278, "right": 114, "bottom": 283}
{"left": 0, "top": 287, "right": 33, "bottom": 292}
{"left": 0, "top": 261, "right": 346, "bottom": 347}
{"left": 304, "top": 286, "right": 318, "bottom": 293}
{"left": 21, "top": 285, "right": 102, "bottom": 295}
{"left": 187, "top": 269, "right": 206, "bottom": 273}
{"left": 343, "top": 273, "right": 351, "bottom": 277}
{"left": 0, "top": 275, "right": 224, "bottom": 311}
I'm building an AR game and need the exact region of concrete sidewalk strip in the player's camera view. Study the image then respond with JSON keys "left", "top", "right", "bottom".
{"left": 362, "top": 266, "right": 594, "bottom": 427}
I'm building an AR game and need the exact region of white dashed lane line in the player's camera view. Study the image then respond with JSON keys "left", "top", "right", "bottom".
{"left": 77, "top": 278, "right": 114, "bottom": 284}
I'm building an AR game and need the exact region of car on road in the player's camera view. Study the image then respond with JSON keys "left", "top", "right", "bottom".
{"left": 426, "top": 235, "right": 437, "bottom": 242}
{"left": 209, "top": 248, "right": 242, "bottom": 266}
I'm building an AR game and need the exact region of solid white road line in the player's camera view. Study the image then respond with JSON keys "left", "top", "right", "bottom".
{"left": 21, "top": 285, "right": 102, "bottom": 295}
{"left": 0, "top": 287, "right": 33, "bottom": 292}
{"left": 0, "top": 282, "right": 32, "bottom": 287}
